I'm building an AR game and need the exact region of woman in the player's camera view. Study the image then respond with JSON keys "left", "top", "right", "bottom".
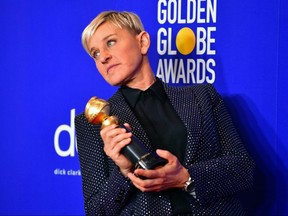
{"left": 75, "top": 11, "right": 254, "bottom": 216}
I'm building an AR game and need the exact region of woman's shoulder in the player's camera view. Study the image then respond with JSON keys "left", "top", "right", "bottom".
{"left": 163, "top": 82, "right": 217, "bottom": 95}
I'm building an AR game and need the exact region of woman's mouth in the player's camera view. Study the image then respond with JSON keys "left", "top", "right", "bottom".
{"left": 107, "top": 64, "right": 119, "bottom": 74}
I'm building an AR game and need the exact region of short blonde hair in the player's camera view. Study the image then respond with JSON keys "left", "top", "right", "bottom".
{"left": 82, "top": 11, "right": 145, "bottom": 55}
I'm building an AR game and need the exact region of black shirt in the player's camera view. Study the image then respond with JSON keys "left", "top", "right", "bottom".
{"left": 120, "top": 78, "right": 192, "bottom": 215}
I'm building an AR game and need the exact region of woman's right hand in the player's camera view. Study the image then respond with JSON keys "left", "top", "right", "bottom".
{"left": 100, "top": 123, "right": 134, "bottom": 176}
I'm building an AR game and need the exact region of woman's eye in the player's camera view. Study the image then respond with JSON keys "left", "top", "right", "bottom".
{"left": 107, "top": 40, "right": 116, "bottom": 47}
{"left": 93, "top": 51, "right": 100, "bottom": 59}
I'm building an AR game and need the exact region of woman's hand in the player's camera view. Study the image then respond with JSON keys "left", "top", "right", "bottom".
{"left": 127, "top": 149, "right": 190, "bottom": 192}
{"left": 100, "top": 123, "right": 134, "bottom": 176}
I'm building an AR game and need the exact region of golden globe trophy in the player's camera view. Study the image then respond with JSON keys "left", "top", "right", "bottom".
{"left": 85, "top": 96, "right": 167, "bottom": 170}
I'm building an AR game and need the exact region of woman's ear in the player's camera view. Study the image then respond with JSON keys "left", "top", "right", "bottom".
{"left": 138, "top": 31, "right": 150, "bottom": 55}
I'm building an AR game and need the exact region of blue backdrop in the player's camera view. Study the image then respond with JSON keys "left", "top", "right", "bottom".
{"left": 0, "top": 0, "right": 287, "bottom": 215}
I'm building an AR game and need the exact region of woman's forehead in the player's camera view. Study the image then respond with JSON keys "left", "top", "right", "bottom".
{"left": 94, "top": 22, "right": 133, "bottom": 39}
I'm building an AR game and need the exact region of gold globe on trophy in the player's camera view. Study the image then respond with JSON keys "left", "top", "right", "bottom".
{"left": 85, "top": 96, "right": 167, "bottom": 170}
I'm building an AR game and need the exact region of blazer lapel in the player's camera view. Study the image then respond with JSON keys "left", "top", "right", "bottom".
{"left": 163, "top": 84, "right": 201, "bottom": 167}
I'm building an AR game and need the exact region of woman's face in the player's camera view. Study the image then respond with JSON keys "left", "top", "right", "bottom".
{"left": 87, "top": 22, "right": 146, "bottom": 87}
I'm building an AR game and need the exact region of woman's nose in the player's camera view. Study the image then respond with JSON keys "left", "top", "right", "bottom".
{"left": 100, "top": 50, "right": 111, "bottom": 63}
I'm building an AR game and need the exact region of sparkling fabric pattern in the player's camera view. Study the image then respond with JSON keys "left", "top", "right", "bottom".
{"left": 75, "top": 83, "right": 254, "bottom": 216}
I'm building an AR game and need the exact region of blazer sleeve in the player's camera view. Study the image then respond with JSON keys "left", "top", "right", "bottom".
{"left": 188, "top": 84, "right": 255, "bottom": 205}
{"left": 75, "top": 113, "right": 134, "bottom": 216}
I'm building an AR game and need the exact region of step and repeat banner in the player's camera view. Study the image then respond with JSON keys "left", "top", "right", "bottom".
{"left": 0, "top": 0, "right": 287, "bottom": 215}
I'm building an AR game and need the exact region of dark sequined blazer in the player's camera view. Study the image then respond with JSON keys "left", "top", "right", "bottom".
{"left": 75, "top": 83, "right": 254, "bottom": 216}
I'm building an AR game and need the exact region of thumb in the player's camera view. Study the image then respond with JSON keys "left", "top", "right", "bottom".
{"left": 156, "top": 149, "right": 173, "bottom": 160}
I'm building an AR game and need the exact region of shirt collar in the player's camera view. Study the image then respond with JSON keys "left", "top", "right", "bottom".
{"left": 121, "top": 77, "right": 167, "bottom": 108}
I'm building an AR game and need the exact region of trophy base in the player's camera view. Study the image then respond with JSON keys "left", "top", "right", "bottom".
{"left": 136, "top": 153, "right": 167, "bottom": 170}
